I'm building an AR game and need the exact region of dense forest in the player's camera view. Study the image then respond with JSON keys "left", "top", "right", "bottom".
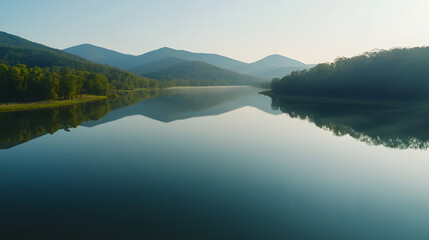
{"left": 0, "top": 64, "right": 110, "bottom": 100}
{"left": 0, "top": 32, "right": 158, "bottom": 91}
{"left": 271, "top": 47, "right": 429, "bottom": 101}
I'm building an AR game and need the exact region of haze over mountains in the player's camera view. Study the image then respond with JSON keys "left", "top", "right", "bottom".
{"left": 232, "top": 54, "right": 313, "bottom": 78}
{"left": 0, "top": 31, "right": 270, "bottom": 87}
{"left": 143, "top": 61, "right": 262, "bottom": 85}
{"left": 64, "top": 44, "right": 313, "bottom": 80}
{"left": 0, "top": 31, "right": 313, "bottom": 88}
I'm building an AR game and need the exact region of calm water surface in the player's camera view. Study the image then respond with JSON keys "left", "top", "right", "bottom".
{"left": 1, "top": 86, "right": 429, "bottom": 239}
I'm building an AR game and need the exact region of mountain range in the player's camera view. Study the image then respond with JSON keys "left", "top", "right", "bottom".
{"left": 0, "top": 31, "right": 157, "bottom": 89}
{"left": 0, "top": 32, "right": 260, "bottom": 87}
{"left": 64, "top": 44, "right": 313, "bottom": 80}
{"left": 0, "top": 31, "right": 313, "bottom": 87}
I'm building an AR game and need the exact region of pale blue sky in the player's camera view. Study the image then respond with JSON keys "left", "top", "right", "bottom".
{"left": 1, "top": 0, "right": 428, "bottom": 64}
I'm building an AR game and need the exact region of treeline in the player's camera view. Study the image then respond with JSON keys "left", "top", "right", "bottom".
{"left": 0, "top": 64, "right": 110, "bottom": 100}
{"left": 271, "top": 47, "right": 429, "bottom": 101}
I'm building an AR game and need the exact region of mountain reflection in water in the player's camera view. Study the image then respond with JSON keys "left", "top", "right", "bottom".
{"left": 3, "top": 86, "right": 429, "bottom": 151}
{"left": 0, "top": 90, "right": 158, "bottom": 149}
{"left": 0, "top": 87, "right": 276, "bottom": 149}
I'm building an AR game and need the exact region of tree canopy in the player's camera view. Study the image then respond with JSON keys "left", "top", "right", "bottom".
{"left": 0, "top": 64, "right": 111, "bottom": 100}
{"left": 271, "top": 47, "right": 429, "bottom": 101}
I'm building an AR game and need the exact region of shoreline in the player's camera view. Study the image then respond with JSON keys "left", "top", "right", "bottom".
{"left": 0, "top": 95, "right": 108, "bottom": 113}
{"left": 260, "top": 90, "right": 426, "bottom": 107}
{"left": 115, "top": 87, "right": 159, "bottom": 93}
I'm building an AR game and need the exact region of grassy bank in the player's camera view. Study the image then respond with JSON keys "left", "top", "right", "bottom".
{"left": 0, "top": 95, "right": 108, "bottom": 112}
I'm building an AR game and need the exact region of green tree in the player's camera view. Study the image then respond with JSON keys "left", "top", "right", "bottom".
{"left": 40, "top": 70, "right": 59, "bottom": 100}
{"left": 0, "top": 64, "right": 9, "bottom": 99}
{"left": 60, "top": 73, "right": 78, "bottom": 99}
{"left": 28, "top": 66, "right": 44, "bottom": 99}
{"left": 9, "top": 64, "right": 29, "bottom": 99}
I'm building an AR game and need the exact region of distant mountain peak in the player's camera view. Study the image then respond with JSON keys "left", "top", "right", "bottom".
{"left": 252, "top": 54, "right": 305, "bottom": 66}
{"left": 158, "top": 46, "right": 174, "bottom": 50}
{"left": 149, "top": 47, "right": 179, "bottom": 54}
{"left": 75, "top": 43, "right": 97, "bottom": 48}
{"left": 63, "top": 43, "right": 139, "bottom": 69}
{"left": 63, "top": 42, "right": 311, "bottom": 80}
{"left": 66, "top": 43, "right": 120, "bottom": 52}
{"left": 265, "top": 54, "right": 285, "bottom": 58}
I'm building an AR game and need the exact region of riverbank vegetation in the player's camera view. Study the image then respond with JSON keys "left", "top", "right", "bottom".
{"left": 271, "top": 47, "right": 429, "bottom": 101}
{"left": 0, "top": 63, "right": 110, "bottom": 101}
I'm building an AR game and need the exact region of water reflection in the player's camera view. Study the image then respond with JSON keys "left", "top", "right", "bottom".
{"left": 84, "top": 86, "right": 277, "bottom": 126}
{"left": 270, "top": 96, "right": 429, "bottom": 149}
{"left": 0, "top": 90, "right": 159, "bottom": 149}
{"left": 109, "top": 89, "right": 160, "bottom": 111}
{"left": 2, "top": 88, "right": 429, "bottom": 239}
{"left": 6, "top": 86, "right": 429, "bottom": 151}
{"left": 0, "top": 100, "right": 110, "bottom": 149}
{"left": 0, "top": 87, "right": 276, "bottom": 149}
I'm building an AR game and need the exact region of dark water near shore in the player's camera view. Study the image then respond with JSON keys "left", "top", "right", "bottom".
{"left": 1, "top": 86, "right": 429, "bottom": 239}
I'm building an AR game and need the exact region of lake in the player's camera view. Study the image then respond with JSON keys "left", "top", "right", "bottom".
{"left": 1, "top": 86, "right": 429, "bottom": 239}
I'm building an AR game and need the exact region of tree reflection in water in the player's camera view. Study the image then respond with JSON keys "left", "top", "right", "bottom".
{"left": 0, "top": 89, "right": 159, "bottom": 149}
{"left": 270, "top": 96, "right": 429, "bottom": 149}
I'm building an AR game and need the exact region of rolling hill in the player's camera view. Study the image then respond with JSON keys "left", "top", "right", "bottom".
{"left": 143, "top": 61, "right": 263, "bottom": 86}
{"left": 64, "top": 45, "right": 247, "bottom": 70}
{"left": 64, "top": 44, "right": 313, "bottom": 80}
{"left": 232, "top": 54, "right": 312, "bottom": 79}
{"left": 0, "top": 31, "right": 311, "bottom": 88}
{"left": 130, "top": 57, "right": 186, "bottom": 75}
{"left": 0, "top": 32, "right": 50, "bottom": 50}
{"left": 64, "top": 43, "right": 139, "bottom": 70}
{"left": 0, "top": 31, "right": 157, "bottom": 89}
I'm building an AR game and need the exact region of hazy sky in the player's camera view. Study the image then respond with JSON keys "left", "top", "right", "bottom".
{"left": 1, "top": 0, "right": 428, "bottom": 64}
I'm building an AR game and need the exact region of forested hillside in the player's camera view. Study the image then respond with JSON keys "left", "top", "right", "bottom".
{"left": 144, "top": 61, "right": 263, "bottom": 86}
{"left": 130, "top": 57, "right": 186, "bottom": 75}
{"left": 0, "top": 32, "right": 158, "bottom": 91}
{"left": 271, "top": 47, "right": 429, "bottom": 101}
